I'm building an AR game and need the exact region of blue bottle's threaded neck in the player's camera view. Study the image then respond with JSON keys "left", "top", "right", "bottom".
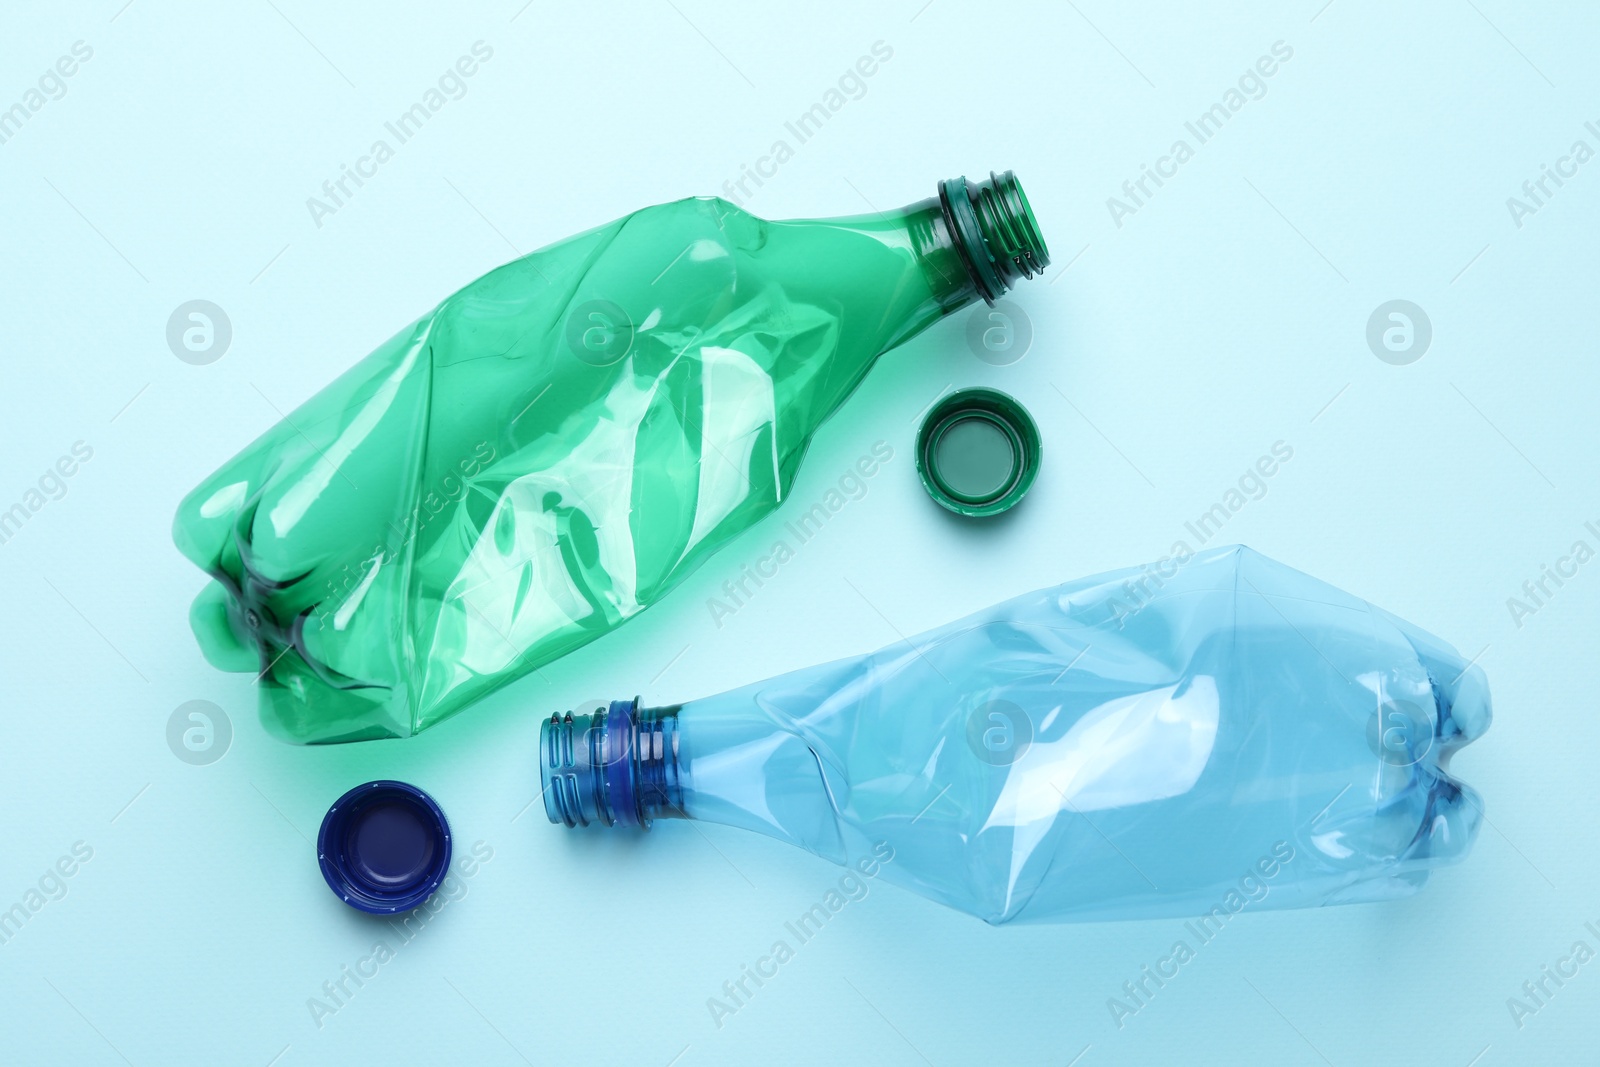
{"left": 540, "top": 699, "right": 684, "bottom": 829}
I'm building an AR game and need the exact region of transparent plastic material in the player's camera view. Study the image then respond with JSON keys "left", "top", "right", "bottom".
{"left": 173, "top": 173, "right": 1048, "bottom": 743}
{"left": 541, "top": 546, "right": 1491, "bottom": 925}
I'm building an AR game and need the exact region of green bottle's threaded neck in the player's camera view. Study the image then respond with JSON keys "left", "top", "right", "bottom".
{"left": 974, "top": 172, "right": 1050, "bottom": 285}
{"left": 939, "top": 171, "right": 1051, "bottom": 305}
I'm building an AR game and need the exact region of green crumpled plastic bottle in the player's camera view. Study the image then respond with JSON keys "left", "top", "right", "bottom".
{"left": 174, "top": 172, "right": 1050, "bottom": 743}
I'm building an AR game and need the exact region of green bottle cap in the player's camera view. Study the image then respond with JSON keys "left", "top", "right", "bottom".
{"left": 915, "top": 388, "right": 1041, "bottom": 517}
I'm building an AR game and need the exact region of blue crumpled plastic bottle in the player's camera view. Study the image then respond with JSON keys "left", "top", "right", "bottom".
{"left": 539, "top": 545, "right": 1490, "bottom": 924}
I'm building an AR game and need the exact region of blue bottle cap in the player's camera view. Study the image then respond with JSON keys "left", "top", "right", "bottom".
{"left": 317, "top": 780, "right": 452, "bottom": 914}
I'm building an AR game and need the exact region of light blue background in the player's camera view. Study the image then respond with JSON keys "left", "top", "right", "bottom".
{"left": 1, "top": 1, "right": 1594, "bottom": 1064}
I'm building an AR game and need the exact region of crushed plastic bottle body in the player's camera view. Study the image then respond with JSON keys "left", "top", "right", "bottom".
{"left": 543, "top": 547, "right": 1490, "bottom": 925}
{"left": 173, "top": 175, "right": 1049, "bottom": 743}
